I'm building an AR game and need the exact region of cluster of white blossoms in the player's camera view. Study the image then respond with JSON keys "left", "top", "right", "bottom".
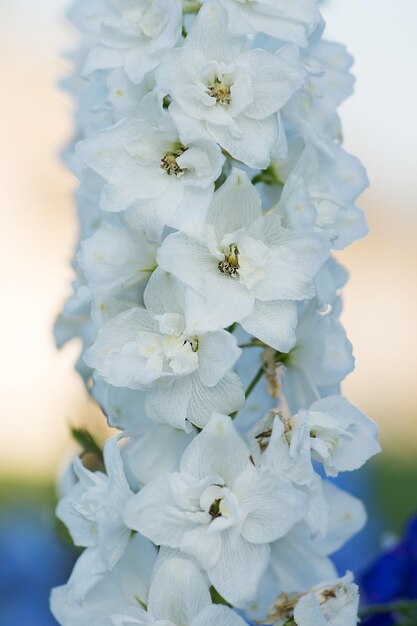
{"left": 52, "top": 1, "right": 381, "bottom": 625}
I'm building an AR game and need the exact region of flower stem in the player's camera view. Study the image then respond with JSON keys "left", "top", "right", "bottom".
{"left": 239, "top": 340, "right": 265, "bottom": 349}
{"left": 359, "top": 600, "right": 417, "bottom": 618}
{"left": 245, "top": 365, "right": 264, "bottom": 399}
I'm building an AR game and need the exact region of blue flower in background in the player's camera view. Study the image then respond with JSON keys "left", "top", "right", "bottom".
{"left": 0, "top": 504, "right": 75, "bottom": 626}
{"left": 359, "top": 514, "right": 417, "bottom": 625}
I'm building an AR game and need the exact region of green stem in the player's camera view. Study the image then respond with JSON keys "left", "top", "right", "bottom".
{"left": 183, "top": 1, "right": 202, "bottom": 14}
{"left": 245, "top": 365, "right": 264, "bottom": 399}
{"left": 239, "top": 340, "right": 265, "bottom": 349}
{"left": 359, "top": 600, "right": 417, "bottom": 618}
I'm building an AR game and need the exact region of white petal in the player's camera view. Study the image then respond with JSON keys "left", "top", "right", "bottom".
{"left": 180, "top": 414, "right": 252, "bottom": 485}
{"left": 192, "top": 605, "right": 247, "bottom": 626}
{"left": 235, "top": 468, "right": 304, "bottom": 543}
{"left": 208, "top": 531, "right": 270, "bottom": 607}
{"left": 185, "top": 2, "right": 249, "bottom": 62}
{"left": 145, "top": 377, "right": 193, "bottom": 431}
{"left": 76, "top": 119, "right": 145, "bottom": 181}
{"left": 157, "top": 232, "right": 255, "bottom": 327}
{"left": 180, "top": 525, "right": 223, "bottom": 570}
{"left": 197, "top": 330, "right": 241, "bottom": 387}
{"left": 308, "top": 396, "right": 381, "bottom": 474}
{"left": 187, "top": 371, "right": 245, "bottom": 429}
{"left": 124, "top": 476, "right": 195, "bottom": 547}
{"left": 241, "top": 299, "right": 297, "bottom": 352}
{"left": 241, "top": 49, "right": 305, "bottom": 119}
{"left": 84, "top": 308, "right": 160, "bottom": 388}
{"left": 207, "top": 169, "right": 262, "bottom": 238}
{"left": 209, "top": 115, "right": 278, "bottom": 169}
{"left": 148, "top": 554, "right": 211, "bottom": 624}
{"left": 270, "top": 531, "right": 337, "bottom": 594}
{"left": 144, "top": 268, "right": 186, "bottom": 316}
{"left": 253, "top": 228, "right": 329, "bottom": 301}
{"left": 123, "top": 423, "right": 194, "bottom": 487}
{"left": 318, "top": 481, "right": 367, "bottom": 555}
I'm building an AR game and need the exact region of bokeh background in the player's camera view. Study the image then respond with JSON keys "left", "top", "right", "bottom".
{"left": 0, "top": 0, "right": 416, "bottom": 623}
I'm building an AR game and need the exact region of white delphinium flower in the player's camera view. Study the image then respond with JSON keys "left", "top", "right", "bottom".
{"left": 264, "top": 573, "right": 359, "bottom": 626}
{"left": 314, "top": 257, "right": 348, "bottom": 314}
{"left": 282, "top": 40, "right": 356, "bottom": 149}
{"left": 206, "top": 0, "right": 321, "bottom": 47}
{"left": 92, "top": 379, "right": 195, "bottom": 487}
{"left": 78, "top": 215, "right": 158, "bottom": 312}
{"left": 77, "top": 92, "right": 224, "bottom": 237}
{"left": 50, "top": 534, "right": 156, "bottom": 626}
{"left": 110, "top": 550, "right": 248, "bottom": 626}
{"left": 278, "top": 301, "right": 355, "bottom": 412}
{"left": 84, "top": 270, "right": 245, "bottom": 429}
{"left": 157, "top": 2, "right": 306, "bottom": 168}
{"left": 277, "top": 143, "right": 369, "bottom": 250}
{"left": 158, "top": 169, "right": 329, "bottom": 352}
{"left": 249, "top": 404, "right": 326, "bottom": 537}
{"left": 106, "top": 69, "right": 155, "bottom": 120}
{"left": 70, "top": 0, "right": 182, "bottom": 84}
{"left": 124, "top": 413, "right": 305, "bottom": 607}
{"left": 252, "top": 395, "right": 380, "bottom": 482}
{"left": 294, "top": 573, "right": 360, "bottom": 626}
{"left": 54, "top": 0, "right": 378, "bottom": 622}
{"left": 56, "top": 438, "right": 134, "bottom": 601}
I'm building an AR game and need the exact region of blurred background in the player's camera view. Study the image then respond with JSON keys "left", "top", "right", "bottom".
{"left": 0, "top": 0, "right": 416, "bottom": 623}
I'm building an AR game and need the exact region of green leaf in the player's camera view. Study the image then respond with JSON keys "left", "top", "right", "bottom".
{"left": 210, "top": 586, "right": 232, "bottom": 607}
{"left": 70, "top": 426, "right": 104, "bottom": 466}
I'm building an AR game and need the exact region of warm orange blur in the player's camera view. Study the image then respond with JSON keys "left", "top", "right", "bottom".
{"left": 0, "top": 1, "right": 416, "bottom": 480}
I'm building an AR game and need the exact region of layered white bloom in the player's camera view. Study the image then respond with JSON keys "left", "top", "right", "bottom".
{"left": 263, "top": 573, "right": 359, "bottom": 625}
{"left": 157, "top": 3, "right": 305, "bottom": 168}
{"left": 92, "top": 379, "right": 195, "bottom": 487}
{"left": 79, "top": 215, "right": 158, "bottom": 310}
{"left": 50, "top": 534, "right": 156, "bottom": 626}
{"left": 249, "top": 405, "right": 326, "bottom": 536}
{"left": 314, "top": 257, "right": 348, "bottom": 314}
{"left": 124, "top": 414, "right": 305, "bottom": 607}
{"left": 277, "top": 143, "right": 369, "bottom": 250}
{"left": 293, "top": 573, "right": 359, "bottom": 626}
{"left": 56, "top": 438, "right": 134, "bottom": 601}
{"left": 70, "top": 0, "right": 182, "bottom": 84}
{"left": 85, "top": 270, "right": 245, "bottom": 429}
{"left": 110, "top": 550, "right": 247, "bottom": 626}
{"left": 253, "top": 395, "right": 380, "bottom": 484}
{"left": 107, "top": 69, "right": 155, "bottom": 120}
{"left": 158, "top": 169, "right": 329, "bottom": 352}
{"left": 207, "top": 0, "right": 321, "bottom": 47}
{"left": 279, "top": 301, "right": 355, "bottom": 412}
{"left": 55, "top": 0, "right": 376, "bottom": 621}
{"left": 282, "top": 40, "right": 356, "bottom": 149}
{"left": 77, "top": 93, "right": 224, "bottom": 236}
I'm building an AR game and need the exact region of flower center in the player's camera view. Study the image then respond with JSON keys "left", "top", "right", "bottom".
{"left": 209, "top": 498, "right": 222, "bottom": 519}
{"left": 160, "top": 146, "right": 188, "bottom": 177}
{"left": 255, "top": 428, "right": 273, "bottom": 453}
{"left": 137, "top": 312, "right": 200, "bottom": 376}
{"left": 218, "top": 245, "right": 239, "bottom": 277}
{"left": 207, "top": 78, "right": 232, "bottom": 105}
{"left": 183, "top": 336, "right": 199, "bottom": 353}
